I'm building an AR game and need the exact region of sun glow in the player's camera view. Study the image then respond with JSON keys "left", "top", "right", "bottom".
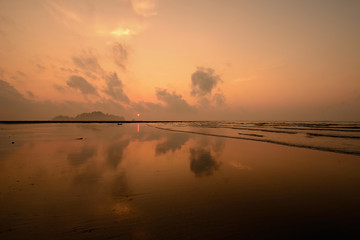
{"left": 111, "top": 28, "right": 132, "bottom": 36}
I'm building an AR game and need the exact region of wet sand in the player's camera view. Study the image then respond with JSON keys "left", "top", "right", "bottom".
{"left": 1, "top": 123, "right": 360, "bottom": 239}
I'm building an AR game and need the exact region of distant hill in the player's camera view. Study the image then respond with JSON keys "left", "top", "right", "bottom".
{"left": 52, "top": 111, "right": 125, "bottom": 121}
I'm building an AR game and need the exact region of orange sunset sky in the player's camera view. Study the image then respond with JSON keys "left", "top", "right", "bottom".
{"left": 0, "top": 0, "right": 359, "bottom": 120}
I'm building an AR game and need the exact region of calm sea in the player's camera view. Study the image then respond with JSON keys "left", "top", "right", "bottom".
{"left": 1, "top": 122, "right": 359, "bottom": 239}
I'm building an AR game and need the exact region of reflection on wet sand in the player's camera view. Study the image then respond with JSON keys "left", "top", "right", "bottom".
{"left": 189, "top": 148, "right": 220, "bottom": 177}
{"left": 155, "top": 132, "right": 189, "bottom": 155}
{"left": 106, "top": 140, "right": 130, "bottom": 169}
{"left": 68, "top": 145, "right": 96, "bottom": 166}
{"left": 0, "top": 123, "right": 360, "bottom": 239}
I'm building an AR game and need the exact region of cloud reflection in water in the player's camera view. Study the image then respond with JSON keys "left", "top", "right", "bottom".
{"left": 189, "top": 148, "right": 220, "bottom": 177}
{"left": 155, "top": 132, "right": 189, "bottom": 156}
{"left": 67, "top": 145, "right": 96, "bottom": 166}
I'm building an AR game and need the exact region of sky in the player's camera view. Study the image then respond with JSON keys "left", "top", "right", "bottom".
{"left": 0, "top": 0, "right": 359, "bottom": 121}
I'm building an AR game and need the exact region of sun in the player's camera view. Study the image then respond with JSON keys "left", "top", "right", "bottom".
{"left": 137, "top": 113, "right": 140, "bottom": 117}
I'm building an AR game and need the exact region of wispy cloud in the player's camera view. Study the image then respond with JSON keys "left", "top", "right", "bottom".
{"left": 72, "top": 50, "right": 103, "bottom": 74}
{"left": 111, "top": 42, "right": 129, "bottom": 70}
{"left": 130, "top": 0, "right": 158, "bottom": 17}
{"left": 44, "top": 0, "right": 81, "bottom": 27}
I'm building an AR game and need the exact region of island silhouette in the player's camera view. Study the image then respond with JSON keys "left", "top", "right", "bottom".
{"left": 52, "top": 111, "right": 125, "bottom": 121}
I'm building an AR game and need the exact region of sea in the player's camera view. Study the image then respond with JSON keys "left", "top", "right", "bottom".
{"left": 0, "top": 121, "right": 359, "bottom": 239}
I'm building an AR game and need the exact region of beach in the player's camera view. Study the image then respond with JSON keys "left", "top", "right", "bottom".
{"left": 1, "top": 122, "right": 360, "bottom": 239}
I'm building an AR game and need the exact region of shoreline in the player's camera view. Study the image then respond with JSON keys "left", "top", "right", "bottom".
{"left": 0, "top": 120, "right": 192, "bottom": 124}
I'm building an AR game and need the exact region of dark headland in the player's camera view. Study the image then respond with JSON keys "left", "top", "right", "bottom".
{"left": 0, "top": 111, "right": 192, "bottom": 124}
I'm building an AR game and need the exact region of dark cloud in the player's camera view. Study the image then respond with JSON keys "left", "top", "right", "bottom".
{"left": 16, "top": 71, "right": 26, "bottom": 77}
{"left": 191, "top": 67, "right": 221, "bottom": 97}
{"left": 0, "top": 79, "right": 128, "bottom": 120}
{"left": 0, "top": 80, "right": 32, "bottom": 119}
{"left": 213, "top": 93, "right": 226, "bottom": 106}
{"left": 103, "top": 72, "right": 130, "bottom": 103}
{"left": 60, "top": 67, "right": 79, "bottom": 74}
{"left": 67, "top": 75, "right": 98, "bottom": 96}
{"left": 26, "top": 91, "right": 35, "bottom": 98}
{"left": 155, "top": 132, "right": 189, "bottom": 155}
{"left": 112, "top": 42, "right": 128, "bottom": 70}
{"left": 0, "top": 15, "right": 14, "bottom": 25}
{"left": 0, "top": 80, "right": 27, "bottom": 102}
{"left": 36, "top": 64, "right": 46, "bottom": 71}
{"left": 189, "top": 148, "right": 220, "bottom": 177}
{"left": 129, "top": 89, "right": 197, "bottom": 120}
{"left": 156, "top": 88, "right": 195, "bottom": 112}
{"left": 68, "top": 146, "right": 96, "bottom": 166}
{"left": 54, "top": 84, "right": 66, "bottom": 92}
{"left": 0, "top": 80, "right": 49, "bottom": 120}
{"left": 131, "top": 101, "right": 162, "bottom": 114}
{"left": 72, "top": 50, "right": 103, "bottom": 74}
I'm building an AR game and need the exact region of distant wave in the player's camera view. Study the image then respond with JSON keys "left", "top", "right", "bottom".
{"left": 230, "top": 127, "right": 297, "bottom": 134}
{"left": 274, "top": 127, "right": 360, "bottom": 132}
{"left": 150, "top": 122, "right": 360, "bottom": 157}
{"left": 306, "top": 133, "right": 360, "bottom": 139}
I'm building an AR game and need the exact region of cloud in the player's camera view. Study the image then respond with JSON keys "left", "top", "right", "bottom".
{"left": 72, "top": 50, "right": 103, "bottom": 74}
{"left": 111, "top": 42, "right": 128, "bottom": 70}
{"left": 131, "top": 101, "right": 162, "bottom": 114}
{"left": 0, "top": 15, "right": 14, "bottom": 39}
{"left": 36, "top": 64, "right": 46, "bottom": 71}
{"left": 131, "top": 0, "right": 158, "bottom": 17}
{"left": 0, "top": 79, "right": 68, "bottom": 120}
{"left": 0, "top": 79, "right": 29, "bottom": 111}
{"left": 103, "top": 72, "right": 130, "bottom": 103}
{"left": 191, "top": 67, "right": 222, "bottom": 97}
{"left": 44, "top": 1, "right": 81, "bottom": 28}
{"left": 16, "top": 71, "right": 26, "bottom": 77}
{"left": 213, "top": 93, "right": 226, "bottom": 106}
{"left": 0, "top": 15, "right": 14, "bottom": 25}
{"left": 54, "top": 84, "right": 66, "bottom": 92}
{"left": 156, "top": 88, "right": 195, "bottom": 112}
{"left": 67, "top": 75, "right": 98, "bottom": 96}
{"left": 26, "top": 91, "right": 35, "bottom": 98}
{"left": 0, "top": 79, "right": 129, "bottom": 120}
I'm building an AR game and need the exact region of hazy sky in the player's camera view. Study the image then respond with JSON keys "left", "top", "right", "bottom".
{"left": 1, "top": 0, "right": 359, "bottom": 120}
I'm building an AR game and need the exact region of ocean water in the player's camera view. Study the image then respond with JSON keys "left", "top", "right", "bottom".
{"left": 0, "top": 122, "right": 360, "bottom": 239}
{"left": 152, "top": 121, "right": 360, "bottom": 156}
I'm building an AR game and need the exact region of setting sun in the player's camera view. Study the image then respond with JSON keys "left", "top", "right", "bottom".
{"left": 0, "top": 1, "right": 359, "bottom": 239}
